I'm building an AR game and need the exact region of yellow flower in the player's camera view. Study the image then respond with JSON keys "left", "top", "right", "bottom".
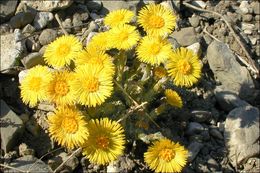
{"left": 47, "top": 106, "right": 89, "bottom": 149}
{"left": 136, "top": 36, "right": 172, "bottom": 65}
{"left": 104, "top": 9, "right": 134, "bottom": 28}
{"left": 153, "top": 66, "right": 167, "bottom": 79}
{"left": 20, "top": 65, "right": 52, "bottom": 107}
{"left": 44, "top": 35, "right": 82, "bottom": 68}
{"left": 47, "top": 70, "right": 76, "bottom": 105}
{"left": 109, "top": 24, "right": 140, "bottom": 50}
{"left": 82, "top": 118, "right": 125, "bottom": 165}
{"left": 144, "top": 138, "right": 188, "bottom": 173}
{"left": 75, "top": 48, "right": 115, "bottom": 75}
{"left": 87, "top": 32, "right": 112, "bottom": 52}
{"left": 166, "top": 47, "right": 202, "bottom": 87}
{"left": 137, "top": 3, "right": 176, "bottom": 36}
{"left": 71, "top": 64, "right": 113, "bottom": 107}
{"left": 165, "top": 89, "right": 182, "bottom": 108}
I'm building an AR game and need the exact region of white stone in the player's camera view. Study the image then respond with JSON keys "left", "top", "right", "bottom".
{"left": 241, "top": 23, "right": 255, "bottom": 31}
{"left": 18, "top": 70, "right": 28, "bottom": 84}
{"left": 186, "top": 42, "right": 201, "bottom": 57}
{"left": 239, "top": 1, "right": 250, "bottom": 14}
{"left": 192, "top": 0, "right": 207, "bottom": 9}
{"left": 107, "top": 162, "right": 120, "bottom": 173}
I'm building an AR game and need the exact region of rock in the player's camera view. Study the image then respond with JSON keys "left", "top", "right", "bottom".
{"left": 101, "top": 0, "right": 130, "bottom": 13}
{"left": 18, "top": 70, "right": 29, "bottom": 83}
{"left": 168, "top": 37, "right": 181, "bottom": 50}
{"left": 242, "top": 14, "right": 253, "bottom": 22}
{"left": 188, "top": 141, "right": 204, "bottom": 162}
{"left": 39, "top": 29, "right": 57, "bottom": 45}
{"left": 19, "top": 143, "right": 35, "bottom": 156}
{"left": 62, "top": 18, "right": 72, "bottom": 33}
{"left": 17, "top": 0, "right": 73, "bottom": 12}
{"left": 73, "top": 13, "right": 84, "bottom": 31}
{"left": 190, "top": 110, "right": 211, "bottom": 123}
{"left": 209, "top": 128, "right": 223, "bottom": 140}
{"left": 0, "top": 23, "right": 12, "bottom": 34}
{"left": 0, "top": 100, "right": 24, "bottom": 153}
{"left": 9, "top": 11, "right": 35, "bottom": 29}
{"left": 0, "top": 0, "right": 18, "bottom": 23}
{"left": 186, "top": 122, "right": 204, "bottom": 136}
{"left": 0, "top": 29, "right": 26, "bottom": 74}
{"left": 186, "top": 42, "right": 201, "bottom": 57}
{"left": 239, "top": 1, "right": 251, "bottom": 14}
{"left": 189, "top": 15, "right": 200, "bottom": 28}
{"left": 33, "top": 12, "right": 54, "bottom": 30}
{"left": 214, "top": 86, "right": 250, "bottom": 112}
{"left": 241, "top": 22, "right": 255, "bottom": 31}
{"left": 243, "top": 157, "right": 260, "bottom": 173}
{"left": 251, "top": 1, "right": 260, "bottom": 14}
{"left": 107, "top": 162, "right": 120, "bottom": 172}
{"left": 206, "top": 41, "right": 255, "bottom": 101}
{"left": 22, "top": 24, "right": 36, "bottom": 34}
{"left": 21, "top": 52, "right": 45, "bottom": 69}
{"left": 224, "top": 105, "right": 259, "bottom": 166}
{"left": 49, "top": 152, "right": 79, "bottom": 172}
{"left": 191, "top": 0, "right": 207, "bottom": 9}
{"left": 206, "top": 156, "right": 220, "bottom": 172}
{"left": 170, "top": 27, "right": 198, "bottom": 46}
{"left": 86, "top": 0, "right": 103, "bottom": 12}
{"left": 9, "top": 155, "right": 51, "bottom": 172}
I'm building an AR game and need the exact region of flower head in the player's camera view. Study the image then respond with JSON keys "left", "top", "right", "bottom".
{"left": 165, "top": 89, "right": 182, "bottom": 108}
{"left": 75, "top": 48, "right": 115, "bottom": 75}
{"left": 104, "top": 9, "right": 134, "bottom": 28}
{"left": 71, "top": 64, "right": 113, "bottom": 107}
{"left": 137, "top": 4, "right": 176, "bottom": 36}
{"left": 82, "top": 118, "right": 125, "bottom": 165}
{"left": 109, "top": 24, "right": 140, "bottom": 50}
{"left": 47, "top": 70, "right": 76, "bottom": 105}
{"left": 144, "top": 138, "right": 188, "bottom": 173}
{"left": 166, "top": 47, "right": 202, "bottom": 87}
{"left": 136, "top": 36, "right": 172, "bottom": 65}
{"left": 20, "top": 65, "right": 52, "bottom": 107}
{"left": 47, "top": 106, "right": 89, "bottom": 149}
{"left": 153, "top": 66, "right": 167, "bottom": 79}
{"left": 44, "top": 35, "right": 82, "bottom": 68}
{"left": 87, "top": 32, "right": 112, "bottom": 52}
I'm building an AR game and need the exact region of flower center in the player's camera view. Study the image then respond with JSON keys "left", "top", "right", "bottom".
{"left": 178, "top": 60, "right": 191, "bottom": 75}
{"left": 149, "top": 15, "right": 165, "bottom": 28}
{"left": 116, "top": 14, "right": 125, "bottom": 21}
{"left": 57, "top": 44, "right": 71, "bottom": 56}
{"left": 159, "top": 148, "right": 175, "bottom": 162}
{"left": 96, "top": 136, "right": 110, "bottom": 149}
{"left": 61, "top": 117, "right": 78, "bottom": 133}
{"left": 54, "top": 80, "right": 69, "bottom": 96}
{"left": 119, "top": 31, "right": 129, "bottom": 41}
{"left": 84, "top": 77, "right": 99, "bottom": 92}
{"left": 29, "top": 77, "right": 42, "bottom": 91}
{"left": 150, "top": 43, "right": 161, "bottom": 55}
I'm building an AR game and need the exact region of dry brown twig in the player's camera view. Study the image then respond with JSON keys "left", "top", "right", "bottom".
{"left": 54, "top": 13, "right": 69, "bottom": 35}
{"left": 181, "top": 2, "right": 260, "bottom": 78}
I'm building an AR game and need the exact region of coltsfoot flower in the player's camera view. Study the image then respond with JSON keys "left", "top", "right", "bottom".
{"left": 165, "top": 89, "right": 182, "bottom": 108}
{"left": 47, "top": 106, "right": 89, "bottom": 149}
{"left": 104, "top": 9, "right": 134, "bottom": 28}
{"left": 166, "top": 47, "right": 202, "bottom": 87}
{"left": 137, "top": 4, "right": 176, "bottom": 36}
{"left": 82, "top": 118, "right": 125, "bottom": 165}
{"left": 47, "top": 70, "right": 76, "bottom": 105}
{"left": 20, "top": 65, "right": 52, "bottom": 107}
{"left": 136, "top": 36, "right": 172, "bottom": 65}
{"left": 109, "top": 24, "right": 140, "bottom": 50}
{"left": 87, "top": 31, "right": 112, "bottom": 52}
{"left": 44, "top": 35, "right": 82, "bottom": 68}
{"left": 71, "top": 64, "right": 113, "bottom": 107}
{"left": 144, "top": 138, "right": 188, "bottom": 173}
{"left": 153, "top": 66, "right": 167, "bottom": 79}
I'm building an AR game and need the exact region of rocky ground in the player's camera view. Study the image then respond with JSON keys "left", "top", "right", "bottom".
{"left": 0, "top": 0, "right": 259, "bottom": 172}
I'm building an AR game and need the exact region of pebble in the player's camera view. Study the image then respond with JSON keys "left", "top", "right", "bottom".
{"left": 39, "top": 29, "right": 57, "bottom": 45}
{"left": 188, "top": 141, "right": 204, "bottom": 162}
{"left": 22, "top": 24, "right": 36, "bottom": 34}
{"left": 191, "top": 0, "right": 207, "bottom": 9}
{"left": 86, "top": 0, "right": 103, "bottom": 12}
{"left": 242, "top": 14, "right": 253, "bottom": 22}
{"left": 189, "top": 15, "right": 200, "bottom": 28}
{"left": 251, "top": 1, "right": 260, "bottom": 14}
{"left": 239, "top": 1, "right": 251, "bottom": 14}
{"left": 21, "top": 52, "right": 45, "bottom": 69}
{"left": 186, "top": 122, "right": 204, "bottom": 136}
{"left": 18, "top": 143, "right": 35, "bottom": 156}
{"left": 33, "top": 12, "right": 54, "bottom": 30}
{"left": 209, "top": 128, "right": 223, "bottom": 140}
{"left": 186, "top": 42, "right": 201, "bottom": 57}
{"left": 170, "top": 27, "right": 198, "bottom": 46}
{"left": 9, "top": 11, "right": 35, "bottom": 29}
{"left": 207, "top": 156, "right": 220, "bottom": 172}
{"left": 190, "top": 110, "right": 211, "bottom": 123}
{"left": 0, "top": 0, "right": 18, "bottom": 22}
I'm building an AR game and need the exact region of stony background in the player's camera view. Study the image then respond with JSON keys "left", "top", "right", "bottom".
{"left": 0, "top": 0, "right": 259, "bottom": 172}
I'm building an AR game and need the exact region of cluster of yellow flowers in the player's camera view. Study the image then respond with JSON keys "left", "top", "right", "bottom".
{"left": 19, "top": 3, "right": 203, "bottom": 172}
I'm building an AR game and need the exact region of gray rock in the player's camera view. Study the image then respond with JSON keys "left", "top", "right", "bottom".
{"left": 48, "top": 152, "right": 79, "bottom": 172}
{"left": 189, "top": 15, "right": 200, "bottom": 28}
{"left": 86, "top": 0, "right": 103, "bottom": 12}
{"left": 239, "top": 1, "right": 252, "bottom": 14}
{"left": 0, "top": 23, "right": 12, "bottom": 34}
{"left": 188, "top": 141, "right": 204, "bottom": 162}
{"left": 207, "top": 41, "right": 255, "bottom": 101}
{"left": 19, "top": 143, "right": 35, "bottom": 156}
{"left": 33, "top": 12, "right": 54, "bottom": 30}
{"left": 0, "top": 0, "right": 18, "bottom": 23}
{"left": 0, "top": 100, "right": 24, "bottom": 153}
{"left": 16, "top": 0, "right": 73, "bottom": 12}
{"left": 209, "top": 128, "right": 223, "bottom": 140}
{"left": 251, "top": 1, "right": 260, "bottom": 14}
{"left": 100, "top": 0, "right": 141, "bottom": 15}
{"left": 186, "top": 122, "right": 204, "bottom": 136}
{"left": 9, "top": 11, "right": 35, "bottom": 29}
{"left": 224, "top": 105, "right": 259, "bottom": 166}
{"left": 39, "top": 29, "right": 57, "bottom": 45}
{"left": 22, "top": 24, "right": 36, "bottom": 34}
{"left": 21, "top": 52, "right": 45, "bottom": 69}
{"left": 206, "top": 156, "right": 220, "bottom": 172}
{"left": 191, "top": 110, "right": 211, "bottom": 123}
{"left": 0, "top": 29, "right": 26, "bottom": 74}
{"left": 9, "top": 155, "right": 51, "bottom": 172}
{"left": 168, "top": 37, "right": 181, "bottom": 50}
{"left": 186, "top": 42, "right": 201, "bottom": 56}
{"left": 73, "top": 13, "right": 84, "bottom": 31}
{"left": 214, "top": 86, "right": 250, "bottom": 112}
{"left": 242, "top": 14, "right": 253, "bottom": 22}
{"left": 170, "top": 27, "right": 198, "bottom": 46}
